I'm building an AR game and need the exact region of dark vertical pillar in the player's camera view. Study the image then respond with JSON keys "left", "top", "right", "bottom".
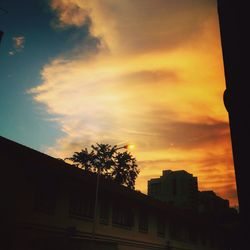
{"left": 217, "top": 0, "right": 250, "bottom": 248}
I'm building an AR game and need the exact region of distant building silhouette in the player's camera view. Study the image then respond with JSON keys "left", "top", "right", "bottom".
{"left": 148, "top": 170, "right": 233, "bottom": 215}
{"left": 198, "top": 191, "right": 229, "bottom": 214}
{"left": 148, "top": 170, "right": 198, "bottom": 210}
{"left": 1, "top": 136, "right": 231, "bottom": 250}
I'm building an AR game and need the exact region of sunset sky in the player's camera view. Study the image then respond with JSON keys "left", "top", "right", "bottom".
{"left": 0, "top": 0, "right": 238, "bottom": 206}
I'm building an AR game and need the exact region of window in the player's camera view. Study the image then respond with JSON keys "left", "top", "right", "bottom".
{"left": 150, "top": 183, "right": 161, "bottom": 195}
{"left": 157, "top": 217, "right": 165, "bottom": 237}
{"left": 69, "top": 191, "right": 94, "bottom": 219}
{"left": 189, "top": 227, "right": 197, "bottom": 244}
{"left": 34, "top": 186, "right": 56, "bottom": 215}
{"left": 138, "top": 212, "right": 148, "bottom": 233}
{"left": 209, "top": 233, "right": 215, "bottom": 248}
{"left": 169, "top": 222, "right": 179, "bottom": 240}
{"left": 200, "top": 232, "right": 207, "bottom": 246}
{"left": 99, "top": 199, "right": 110, "bottom": 224}
{"left": 112, "top": 204, "right": 134, "bottom": 228}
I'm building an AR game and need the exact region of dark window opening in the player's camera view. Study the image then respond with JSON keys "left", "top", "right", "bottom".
{"left": 189, "top": 228, "right": 197, "bottom": 244}
{"left": 112, "top": 204, "right": 134, "bottom": 228}
{"left": 138, "top": 212, "right": 148, "bottom": 233}
{"left": 169, "top": 222, "right": 180, "bottom": 240}
{"left": 157, "top": 217, "right": 165, "bottom": 237}
{"left": 150, "top": 183, "right": 161, "bottom": 196}
{"left": 99, "top": 199, "right": 110, "bottom": 225}
{"left": 34, "top": 186, "right": 56, "bottom": 215}
{"left": 69, "top": 191, "right": 94, "bottom": 219}
{"left": 200, "top": 232, "right": 207, "bottom": 246}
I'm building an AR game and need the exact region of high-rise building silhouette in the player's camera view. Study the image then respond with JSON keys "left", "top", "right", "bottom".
{"left": 148, "top": 170, "right": 198, "bottom": 210}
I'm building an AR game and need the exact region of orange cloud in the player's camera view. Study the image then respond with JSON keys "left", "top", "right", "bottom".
{"left": 29, "top": 0, "right": 238, "bottom": 206}
{"left": 50, "top": 0, "right": 90, "bottom": 28}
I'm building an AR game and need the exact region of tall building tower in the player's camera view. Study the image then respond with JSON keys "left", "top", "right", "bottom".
{"left": 148, "top": 170, "right": 198, "bottom": 210}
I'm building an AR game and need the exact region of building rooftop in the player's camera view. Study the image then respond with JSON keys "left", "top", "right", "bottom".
{"left": 1, "top": 135, "right": 221, "bottom": 226}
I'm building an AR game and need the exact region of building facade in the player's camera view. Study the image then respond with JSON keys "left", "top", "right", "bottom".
{"left": 1, "top": 136, "right": 228, "bottom": 250}
{"left": 148, "top": 170, "right": 198, "bottom": 210}
{"left": 198, "top": 191, "right": 229, "bottom": 214}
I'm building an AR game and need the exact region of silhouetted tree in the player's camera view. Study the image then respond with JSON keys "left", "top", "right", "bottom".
{"left": 66, "top": 148, "right": 94, "bottom": 171}
{"left": 66, "top": 143, "right": 139, "bottom": 189}
{"left": 113, "top": 151, "right": 138, "bottom": 189}
{"left": 91, "top": 143, "right": 117, "bottom": 175}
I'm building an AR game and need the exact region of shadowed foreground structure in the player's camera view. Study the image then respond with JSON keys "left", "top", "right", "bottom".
{"left": 1, "top": 136, "right": 237, "bottom": 250}
{"left": 217, "top": 0, "right": 250, "bottom": 248}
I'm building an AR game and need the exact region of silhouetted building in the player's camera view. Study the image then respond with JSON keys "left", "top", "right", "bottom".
{"left": 0, "top": 30, "right": 3, "bottom": 43}
{"left": 218, "top": 2, "right": 250, "bottom": 248}
{"left": 148, "top": 170, "right": 198, "bottom": 210}
{"left": 1, "top": 136, "right": 228, "bottom": 250}
{"left": 198, "top": 191, "right": 229, "bottom": 214}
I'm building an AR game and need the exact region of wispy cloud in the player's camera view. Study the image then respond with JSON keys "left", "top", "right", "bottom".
{"left": 8, "top": 51, "right": 15, "bottom": 56}
{"left": 28, "top": 0, "right": 238, "bottom": 206}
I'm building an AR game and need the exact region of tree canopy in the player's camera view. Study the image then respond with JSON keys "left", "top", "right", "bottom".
{"left": 66, "top": 143, "right": 139, "bottom": 189}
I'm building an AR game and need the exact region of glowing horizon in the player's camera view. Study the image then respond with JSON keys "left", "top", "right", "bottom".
{"left": 28, "top": 0, "right": 238, "bottom": 206}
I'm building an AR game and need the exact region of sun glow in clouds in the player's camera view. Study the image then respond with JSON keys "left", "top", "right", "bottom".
{"left": 29, "top": 0, "right": 238, "bottom": 206}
